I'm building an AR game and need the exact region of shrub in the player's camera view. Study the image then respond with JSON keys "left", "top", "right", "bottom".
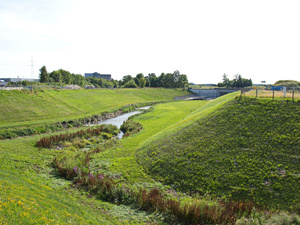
{"left": 120, "top": 120, "right": 143, "bottom": 137}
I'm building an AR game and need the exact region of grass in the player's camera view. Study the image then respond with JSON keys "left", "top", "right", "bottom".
{"left": 1, "top": 88, "right": 299, "bottom": 224}
{"left": 0, "top": 169, "right": 116, "bottom": 225}
{"left": 0, "top": 131, "right": 167, "bottom": 224}
{"left": 0, "top": 88, "right": 189, "bottom": 128}
{"left": 137, "top": 96, "right": 300, "bottom": 211}
{"left": 89, "top": 99, "right": 214, "bottom": 183}
{"left": 245, "top": 89, "right": 300, "bottom": 99}
{"left": 0, "top": 135, "right": 117, "bottom": 224}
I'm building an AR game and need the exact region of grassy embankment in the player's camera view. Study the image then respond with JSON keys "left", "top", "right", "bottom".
{"left": 137, "top": 96, "right": 300, "bottom": 212}
{"left": 1, "top": 88, "right": 299, "bottom": 224}
{"left": 0, "top": 88, "right": 189, "bottom": 138}
{"left": 0, "top": 89, "right": 229, "bottom": 224}
{"left": 0, "top": 88, "right": 197, "bottom": 224}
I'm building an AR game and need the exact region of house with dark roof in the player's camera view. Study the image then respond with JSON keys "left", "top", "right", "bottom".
{"left": 84, "top": 72, "right": 111, "bottom": 80}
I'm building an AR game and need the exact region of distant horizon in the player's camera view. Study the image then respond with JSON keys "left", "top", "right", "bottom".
{"left": 1, "top": 74, "right": 298, "bottom": 86}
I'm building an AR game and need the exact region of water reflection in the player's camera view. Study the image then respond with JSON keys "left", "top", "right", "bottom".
{"left": 97, "top": 106, "right": 150, "bottom": 138}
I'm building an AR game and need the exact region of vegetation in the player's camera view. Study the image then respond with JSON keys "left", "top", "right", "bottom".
{"left": 120, "top": 120, "right": 143, "bottom": 137}
{"left": 0, "top": 88, "right": 189, "bottom": 139}
{"left": 47, "top": 97, "right": 258, "bottom": 224}
{"left": 121, "top": 70, "right": 188, "bottom": 88}
{"left": 38, "top": 66, "right": 188, "bottom": 89}
{"left": 218, "top": 73, "right": 252, "bottom": 87}
{"left": 245, "top": 89, "right": 300, "bottom": 99}
{"left": 138, "top": 96, "right": 300, "bottom": 212}
{"left": 273, "top": 80, "right": 300, "bottom": 87}
{"left": 1, "top": 88, "right": 299, "bottom": 224}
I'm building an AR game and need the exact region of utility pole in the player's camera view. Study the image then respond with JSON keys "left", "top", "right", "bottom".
{"left": 31, "top": 56, "right": 34, "bottom": 80}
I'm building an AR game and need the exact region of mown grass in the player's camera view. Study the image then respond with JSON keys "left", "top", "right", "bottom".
{"left": 89, "top": 99, "right": 213, "bottom": 183}
{"left": 1, "top": 89, "right": 299, "bottom": 224}
{"left": 137, "top": 96, "right": 300, "bottom": 212}
{"left": 0, "top": 88, "right": 189, "bottom": 128}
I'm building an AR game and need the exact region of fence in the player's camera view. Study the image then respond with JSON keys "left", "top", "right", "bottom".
{"left": 243, "top": 89, "right": 300, "bottom": 101}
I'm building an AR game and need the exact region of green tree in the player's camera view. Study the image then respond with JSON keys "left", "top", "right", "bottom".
{"left": 177, "top": 73, "right": 188, "bottom": 88}
{"left": 147, "top": 73, "right": 157, "bottom": 87}
{"left": 158, "top": 73, "right": 166, "bottom": 87}
{"left": 123, "top": 80, "right": 138, "bottom": 88}
{"left": 39, "top": 66, "right": 49, "bottom": 83}
{"left": 122, "top": 75, "right": 133, "bottom": 85}
{"left": 49, "top": 71, "right": 62, "bottom": 83}
{"left": 58, "top": 69, "right": 72, "bottom": 84}
{"left": 134, "top": 73, "right": 146, "bottom": 88}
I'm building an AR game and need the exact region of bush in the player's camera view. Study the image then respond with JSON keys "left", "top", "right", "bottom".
{"left": 120, "top": 120, "right": 143, "bottom": 137}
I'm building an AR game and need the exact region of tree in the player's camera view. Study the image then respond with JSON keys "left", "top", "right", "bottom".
{"left": 123, "top": 80, "right": 138, "bottom": 88}
{"left": 222, "top": 73, "right": 230, "bottom": 87}
{"left": 39, "top": 66, "right": 49, "bottom": 83}
{"left": 49, "top": 70, "right": 62, "bottom": 83}
{"left": 147, "top": 73, "right": 157, "bottom": 87}
{"left": 218, "top": 74, "right": 252, "bottom": 88}
{"left": 58, "top": 69, "right": 72, "bottom": 84}
{"left": 134, "top": 73, "right": 146, "bottom": 88}
{"left": 157, "top": 73, "right": 166, "bottom": 87}
{"left": 122, "top": 75, "right": 133, "bottom": 85}
{"left": 177, "top": 73, "right": 188, "bottom": 88}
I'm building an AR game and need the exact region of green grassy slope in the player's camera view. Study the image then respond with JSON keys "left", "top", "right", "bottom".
{"left": 0, "top": 88, "right": 189, "bottom": 128}
{"left": 0, "top": 98, "right": 216, "bottom": 224}
{"left": 137, "top": 97, "right": 300, "bottom": 211}
{"left": 90, "top": 100, "right": 211, "bottom": 183}
{"left": 89, "top": 93, "right": 237, "bottom": 185}
{"left": 0, "top": 135, "right": 118, "bottom": 224}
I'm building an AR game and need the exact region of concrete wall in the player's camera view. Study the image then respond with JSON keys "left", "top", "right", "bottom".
{"left": 190, "top": 89, "right": 219, "bottom": 98}
{"left": 190, "top": 89, "right": 240, "bottom": 98}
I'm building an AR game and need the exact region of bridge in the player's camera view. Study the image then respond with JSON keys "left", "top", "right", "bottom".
{"left": 189, "top": 88, "right": 241, "bottom": 99}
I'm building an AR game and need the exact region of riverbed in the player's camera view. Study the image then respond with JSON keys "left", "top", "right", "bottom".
{"left": 97, "top": 106, "right": 151, "bottom": 138}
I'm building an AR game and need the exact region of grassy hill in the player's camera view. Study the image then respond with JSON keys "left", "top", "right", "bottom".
{"left": 0, "top": 88, "right": 189, "bottom": 139}
{"left": 1, "top": 88, "right": 299, "bottom": 224}
{"left": 0, "top": 88, "right": 189, "bottom": 127}
{"left": 274, "top": 80, "right": 300, "bottom": 87}
{"left": 137, "top": 96, "right": 300, "bottom": 211}
{"left": 0, "top": 96, "right": 213, "bottom": 224}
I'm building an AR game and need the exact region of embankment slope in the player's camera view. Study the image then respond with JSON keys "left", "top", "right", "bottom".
{"left": 137, "top": 97, "right": 300, "bottom": 211}
{"left": 0, "top": 88, "right": 189, "bottom": 127}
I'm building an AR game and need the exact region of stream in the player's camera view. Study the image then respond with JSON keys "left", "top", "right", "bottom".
{"left": 97, "top": 106, "right": 151, "bottom": 138}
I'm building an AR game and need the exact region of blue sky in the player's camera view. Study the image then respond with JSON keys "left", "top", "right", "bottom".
{"left": 0, "top": 0, "right": 299, "bottom": 84}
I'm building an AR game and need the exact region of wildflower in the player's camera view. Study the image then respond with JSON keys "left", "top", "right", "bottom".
{"left": 98, "top": 174, "right": 104, "bottom": 180}
{"left": 88, "top": 173, "right": 94, "bottom": 179}
{"left": 73, "top": 166, "right": 78, "bottom": 173}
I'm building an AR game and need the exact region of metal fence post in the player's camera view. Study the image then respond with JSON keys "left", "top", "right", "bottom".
{"left": 292, "top": 91, "right": 295, "bottom": 102}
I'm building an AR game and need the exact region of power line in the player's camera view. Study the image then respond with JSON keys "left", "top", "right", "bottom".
{"left": 26, "top": 56, "right": 37, "bottom": 79}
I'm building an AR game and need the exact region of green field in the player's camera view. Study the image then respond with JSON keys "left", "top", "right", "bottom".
{"left": 0, "top": 88, "right": 189, "bottom": 139}
{"left": 0, "top": 88, "right": 189, "bottom": 126}
{"left": 1, "top": 89, "right": 299, "bottom": 224}
{"left": 137, "top": 96, "right": 300, "bottom": 211}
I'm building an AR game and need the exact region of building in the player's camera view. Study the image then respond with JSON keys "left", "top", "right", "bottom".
{"left": 84, "top": 72, "right": 111, "bottom": 80}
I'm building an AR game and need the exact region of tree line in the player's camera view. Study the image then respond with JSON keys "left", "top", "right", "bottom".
{"left": 218, "top": 73, "right": 252, "bottom": 88}
{"left": 39, "top": 66, "right": 188, "bottom": 88}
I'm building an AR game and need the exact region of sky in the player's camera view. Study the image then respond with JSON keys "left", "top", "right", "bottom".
{"left": 0, "top": 0, "right": 299, "bottom": 84}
